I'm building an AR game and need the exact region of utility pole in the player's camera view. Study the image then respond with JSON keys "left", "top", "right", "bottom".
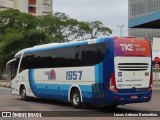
{"left": 117, "top": 25, "right": 125, "bottom": 37}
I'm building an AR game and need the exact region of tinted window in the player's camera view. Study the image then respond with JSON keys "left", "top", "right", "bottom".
{"left": 20, "top": 55, "right": 33, "bottom": 72}
{"left": 20, "top": 42, "right": 106, "bottom": 71}
{"left": 52, "top": 45, "right": 83, "bottom": 67}
{"left": 84, "top": 43, "right": 105, "bottom": 66}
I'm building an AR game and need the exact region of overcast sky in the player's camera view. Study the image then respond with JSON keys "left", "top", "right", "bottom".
{"left": 53, "top": 0, "right": 128, "bottom": 37}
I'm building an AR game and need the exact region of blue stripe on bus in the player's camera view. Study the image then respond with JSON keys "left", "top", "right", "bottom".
{"left": 94, "top": 38, "right": 105, "bottom": 83}
{"left": 95, "top": 63, "right": 103, "bottom": 83}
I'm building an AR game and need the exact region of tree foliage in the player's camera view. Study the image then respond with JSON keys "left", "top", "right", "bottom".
{"left": 0, "top": 10, "right": 52, "bottom": 71}
{"left": 39, "top": 12, "right": 112, "bottom": 42}
{"left": 0, "top": 9, "right": 112, "bottom": 77}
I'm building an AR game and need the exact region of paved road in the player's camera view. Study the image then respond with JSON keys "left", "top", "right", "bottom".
{"left": 0, "top": 87, "right": 160, "bottom": 120}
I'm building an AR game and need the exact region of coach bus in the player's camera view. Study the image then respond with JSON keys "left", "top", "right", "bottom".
{"left": 6, "top": 37, "right": 152, "bottom": 108}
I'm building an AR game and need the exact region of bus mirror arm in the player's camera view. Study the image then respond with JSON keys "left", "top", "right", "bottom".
{"left": 6, "top": 62, "right": 10, "bottom": 70}
{"left": 6, "top": 59, "right": 17, "bottom": 70}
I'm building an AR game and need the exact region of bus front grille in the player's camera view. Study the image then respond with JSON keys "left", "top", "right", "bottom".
{"left": 118, "top": 63, "right": 148, "bottom": 71}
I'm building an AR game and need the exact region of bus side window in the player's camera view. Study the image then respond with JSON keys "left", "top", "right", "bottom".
{"left": 83, "top": 43, "right": 106, "bottom": 66}
{"left": 81, "top": 51, "right": 86, "bottom": 65}
{"left": 19, "top": 54, "right": 33, "bottom": 72}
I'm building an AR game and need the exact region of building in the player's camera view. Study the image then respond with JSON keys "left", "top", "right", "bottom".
{"left": 0, "top": 0, "right": 13, "bottom": 11}
{"left": 0, "top": 0, "right": 53, "bottom": 16}
{"left": 128, "top": 0, "right": 160, "bottom": 44}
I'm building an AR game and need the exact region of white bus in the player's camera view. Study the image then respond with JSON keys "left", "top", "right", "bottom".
{"left": 6, "top": 37, "right": 152, "bottom": 108}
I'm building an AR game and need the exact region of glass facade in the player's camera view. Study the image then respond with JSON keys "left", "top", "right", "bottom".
{"left": 129, "top": 0, "right": 160, "bottom": 43}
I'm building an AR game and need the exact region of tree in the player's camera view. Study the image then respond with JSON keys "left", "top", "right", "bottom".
{"left": 77, "top": 21, "right": 112, "bottom": 40}
{"left": 0, "top": 10, "right": 53, "bottom": 78}
{"left": 0, "top": 29, "right": 52, "bottom": 69}
{"left": 39, "top": 12, "right": 80, "bottom": 42}
{"left": 23, "top": 29, "right": 52, "bottom": 47}
{"left": 0, "top": 31, "right": 24, "bottom": 74}
{"left": 0, "top": 10, "right": 112, "bottom": 78}
{"left": 39, "top": 12, "right": 112, "bottom": 42}
{"left": 0, "top": 9, "right": 39, "bottom": 34}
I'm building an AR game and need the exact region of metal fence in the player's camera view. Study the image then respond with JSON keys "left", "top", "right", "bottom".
{"left": 153, "top": 68, "right": 160, "bottom": 89}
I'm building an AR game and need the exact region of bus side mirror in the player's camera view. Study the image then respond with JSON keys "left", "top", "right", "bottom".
{"left": 6, "top": 59, "right": 17, "bottom": 70}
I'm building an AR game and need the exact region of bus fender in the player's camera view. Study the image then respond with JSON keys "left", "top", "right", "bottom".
{"left": 68, "top": 85, "right": 83, "bottom": 102}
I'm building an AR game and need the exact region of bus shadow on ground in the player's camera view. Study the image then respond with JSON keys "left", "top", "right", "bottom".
{"left": 16, "top": 97, "right": 142, "bottom": 113}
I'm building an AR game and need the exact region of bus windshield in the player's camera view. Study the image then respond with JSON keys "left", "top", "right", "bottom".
{"left": 6, "top": 59, "right": 19, "bottom": 79}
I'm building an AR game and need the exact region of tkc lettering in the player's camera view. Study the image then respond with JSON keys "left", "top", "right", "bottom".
{"left": 120, "top": 44, "right": 133, "bottom": 51}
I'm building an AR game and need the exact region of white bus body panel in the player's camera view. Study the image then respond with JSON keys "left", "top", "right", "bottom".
{"left": 34, "top": 66, "right": 95, "bottom": 85}
{"left": 114, "top": 57, "right": 151, "bottom": 89}
{"left": 11, "top": 70, "right": 35, "bottom": 97}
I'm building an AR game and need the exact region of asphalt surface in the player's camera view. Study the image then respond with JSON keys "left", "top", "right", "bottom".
{"left": 0, "top": 87, "right": 160, "bottom": 120}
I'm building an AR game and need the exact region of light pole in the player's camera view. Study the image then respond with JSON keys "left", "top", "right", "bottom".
{"left": 117, "top": 25, "right": 125, "bottom": 37}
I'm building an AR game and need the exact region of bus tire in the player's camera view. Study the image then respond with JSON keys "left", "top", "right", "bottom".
{"left": 71, "top": 89, "right": 82, "bottom": 109}
{"left": 20, "top": 86, "right": 28, "bottom": 101}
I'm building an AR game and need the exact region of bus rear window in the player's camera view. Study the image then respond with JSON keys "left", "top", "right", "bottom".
{"left": 114, "top": 38, "right": 151, "bottom": 57}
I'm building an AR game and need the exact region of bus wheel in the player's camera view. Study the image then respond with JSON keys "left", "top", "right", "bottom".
{"left": 71, "top": 89, "right": 82, "bottom": 109}
{"left": 21, "top": 86, "right": 27, "bottom": 100}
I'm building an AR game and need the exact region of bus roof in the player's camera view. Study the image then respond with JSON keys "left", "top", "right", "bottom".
{"left": 14, "top": 38, "right": 100, "bottom": 57}
{"left": 14, "top": 37, "right": 148, "bottom": 57}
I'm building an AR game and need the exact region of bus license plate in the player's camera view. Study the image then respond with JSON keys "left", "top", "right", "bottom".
{"left": 130, "top": 95, "right": 138, "bottom": 99}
